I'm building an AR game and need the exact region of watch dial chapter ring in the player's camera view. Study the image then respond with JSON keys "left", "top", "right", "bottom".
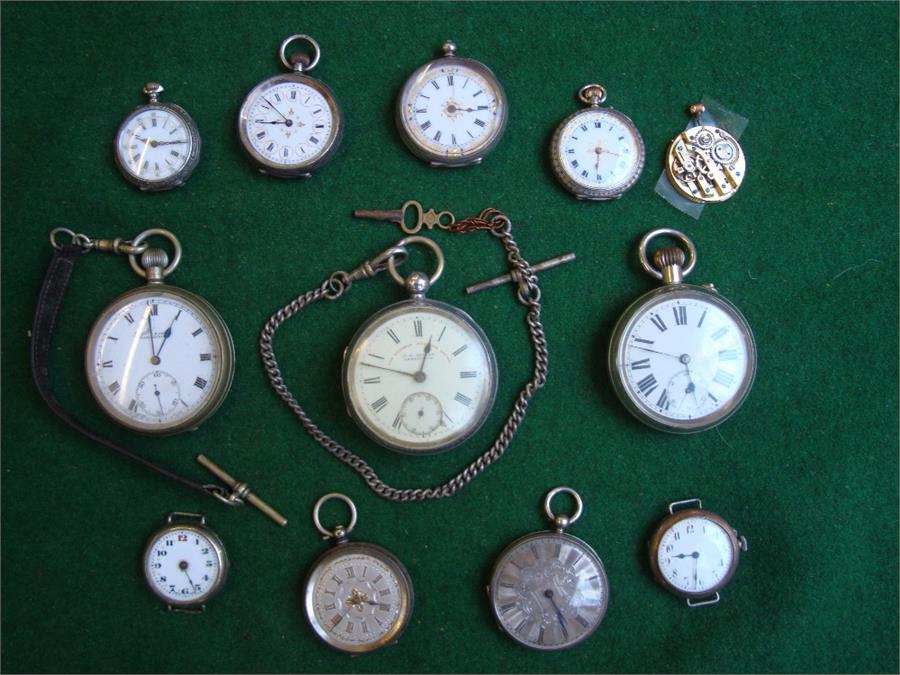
{"left": 648, "top": 508, "right": 742, "bottom": 599}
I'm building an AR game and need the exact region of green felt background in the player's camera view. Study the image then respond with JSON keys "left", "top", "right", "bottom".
{"left": 2, "top": 2, "right": 898, "bottom": 673}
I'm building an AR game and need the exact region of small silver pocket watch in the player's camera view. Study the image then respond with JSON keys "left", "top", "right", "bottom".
{"left": 396, "top": 41, "right": 508, "bottom": 167}
{"left": 304, "top": 493, "right": 414, "bottom": 654}
{"left": 84, "top": 229, "right": 234, "bottom": 435}
{"left": 143, "top": 512, "right": 229, "bottom": 612}
{"left": 342, "top": 236, "right": 498, "bottom": 455}
{"left": 608, "top": 229, "right": 756, "bottom": 433}
{"left": 237, "top": 34, "right": 343, "bottom": 177}
{"left": 114, "top": 82, "right": 201, "bottom": 191}
{"left": 649, "top": 498, "right": 747, "bottom": 607}
{"left": 666, "top": 103, "right": 746, "bottom": 203}
{"left": 488, "top": 487, "right": 609, "bottom": 651}
{"left": 550, "top": 84, "right": 645, "bottom": 200}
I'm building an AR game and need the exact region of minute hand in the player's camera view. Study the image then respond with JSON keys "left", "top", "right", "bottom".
{"left": 360, "top": 362, "right": 417, "bottom": 379}
{"left": 632, "top": 346, "right": 683, "bottom": 359}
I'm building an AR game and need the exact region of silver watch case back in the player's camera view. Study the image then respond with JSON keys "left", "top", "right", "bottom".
{"left": 237, "top": 72, "right": 344, "bottom": 178}
{"left": 608, "top": 283, "right": 757, "bottom": 433}
{"left": 341, "top": 298, "right": 499, "bottom": 455}
{"left": 549, "top": 107, "right": 645, "bottom": 201}
{"left": 396, "top": 55, "right": 508, "bottom": 167}
{"left": 114, "top": 102, "right": 202, "bottom": 191}
{"left": 303, "top": 541, "right": 415, "bottom": 654}
{"left": 84, "top": 284, "right": 235, "bottom": 436}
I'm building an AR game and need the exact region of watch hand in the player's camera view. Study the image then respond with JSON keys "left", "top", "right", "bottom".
{"left": 255, "top": 120, "right": 288, "bottom": 125}
{"left": 184, "top": 569, "right": 197, "bottom": 589}
{"left": 146, "top": 308, "right": 157, "bottom": 360}
{"left": 415, "top": 336, "right": 432, "bottom": 377}
{"left": 359, "top": 362, "right": 417, "bottom": 379}
{"left": 543, "top": 589, "right": 569, "bottom": 638}
{"left": 154, "top": 314, "right": 180, "bottom": 360}
{"left": 154, "top": 385, "right": 164, "bottom": 415}
{"left": 632, "top": 346, "right": 683, "bottom": 359}
{"left": 263, "top": 97, "right": 290, "bottom": 123}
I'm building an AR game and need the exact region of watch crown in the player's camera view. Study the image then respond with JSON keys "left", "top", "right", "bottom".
{"left": 141, "top": 247, "right": 169, "bottom": 283}
{"left": 442, "top": 40, "right": 457, "bottom": 57}
{"left": 653, "top": 247, "right": 686, "bottom": 285}
{"left": 143, "top": 82, "right": 164, "bottom": 103}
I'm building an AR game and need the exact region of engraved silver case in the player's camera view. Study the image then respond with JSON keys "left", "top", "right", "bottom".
{"left": 488, "top": 531, "right": 610, "bottom": 651}
{"left": 549, "top": 107, "right": 645, "bottom": 201}
{"left": 608, "top": 284, "right": 757, "bottom": 433}
{"left": 237, "top": 73, "right": 343, "bottom": 178}
{"left": 341, "top": 298, "right": 498, "bottom": 455}
{"left": 142, "top": 519, "right": 229, "bottom": 609}
{"left": 303, "top": 541, "right": 414, "bottom": 654}
{"left": 84, "top": 284, "right": 235, "bottom": 436}
{"left": 113, "top": 101, "right": 201, "bottom": 191}
{"left": 395, "top": 53, "right": 508, "bottom": 167}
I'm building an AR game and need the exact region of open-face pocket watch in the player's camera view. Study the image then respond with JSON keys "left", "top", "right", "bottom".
{"left": 342, "top": 236, "right": 498, "bottom": 455}
{"left": 550, "top": 84, "right": 645, "bottom": 200}
{"left": 143, "top": 512, "right": 229, "bottom": 612}
{"left": 85, "top": 229, "right": 234, "bottom": 435}
{"left": 304, "top": 493, "right": 414, "bottom": 654}
{"left": 237, "top": 34, "right": 343, "bottom": 178}
{"left": 396, "top": 41, "right": 507, "bottom": 167}
{"left": 608, "top": 229, "right": 756, "bottom": 433}
{"left": 114, "top": 82, "right": 201, "bottom": 191}
{"left": 649, "top": 498, "right": 747, "bottom": 607}
{"left": 488, "top": 487, "right": 609, "bottom": 650}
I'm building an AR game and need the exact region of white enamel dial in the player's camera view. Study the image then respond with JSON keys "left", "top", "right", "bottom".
{"left": 656, "top": 516, "right": 736, "bottom": 595}
{"left": 243, "top": 81, "right": 335, "bottom": 166}
{"left": 399, "top": 62, "right": 505, "bottom": 162}
{"left": 343, "top": 301, "right": 497, "bottom": 454}
{"left": 491, "top": 534, "right": 608, "bottom": 650}
{"left": 143, "top": 526, "right": 225, "bottom": 605}
{"left": 306, "top": 546, "right": 412, "bottom": 653}
{"left": 86, "top": 288, "right": 232, "bottom": 434}
{"left": 554, "top": 108, "right": 643, "bottom": 194}
{"left": 613, "top": 288, "right": 755, "bottom": 431}
{"left": 116, "top": 108, "right": 193, "bottom": 182}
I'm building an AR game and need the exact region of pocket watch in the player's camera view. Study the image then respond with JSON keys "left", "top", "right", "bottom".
{"left": 396, "top": 41, "right": 508, "bottom": 167}
{"left": 608, "top": 229, "right": 756, "bottom": 433}
{"left": 237, "top": 34, "right": 343, "bottom": 178}
{"left": 488, "top": 487, "right": 609, "bottom": 651}
{"left": 85, "top": 229, "right": 234, "bottom": 435}
{"left": 143, "top": 512, "right": 228, "bottom": 612}
{"left": 649, "top": 498, "right": 747, "bottom": 607}
{"left": 666, "top": 103, "right": 746, "bottom": 203}
{"left": 114, "top": 82, "right": 201, "bottom": 191}
{"left": 550, "top": 84, "right": 645, "bottom": 200}
{"left": 342, "top": 236, "right": 498, "bottom": 455}
{"left": 304, "top": 493, "right": 414, "bottom": 654}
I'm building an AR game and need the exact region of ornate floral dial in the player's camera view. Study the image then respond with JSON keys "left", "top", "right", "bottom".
{"left": 343, "top": 300, "right": 497, "bottom": 454}
{"left": 86, "top": 288, "right": 233, "bottom": 434}
{"left": 490, "top": 533, "right": 608, "bottom": 650}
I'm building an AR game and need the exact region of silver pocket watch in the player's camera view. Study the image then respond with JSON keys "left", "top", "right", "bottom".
{"left": 114, "top": 83, "right": 201, "bottom": 191}
{"left": 342, "top": 236, "right": 498, "bottom": 455}
{"left": 237, "top": 34, "right": 344, "bottom": 177}
{"left": 649, "top": 498, "right": 747, "bottom": 607}
{"left": 85, "top": 229, "right": 235, "bottom": 435}
{"left": 396, "top": 41, "right": 508, "bottom": 167}
{"left": 143, "top": 512, "right": 229, "bottom": 612}
{"left": 304, "top": 493, "right": 414, "bottom": 654}
{"left": 608, "top": 229, "right": 756, "bottom": 433}
{"left": 550, "top": 84, "right": 645, "bottom": 200}
{"left": 488, "top": 487, "right": 610, "bottom": 651}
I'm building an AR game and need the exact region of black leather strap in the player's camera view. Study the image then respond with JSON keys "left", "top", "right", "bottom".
{"left": 30, "top": 244, "right": 211, "bottom": 495}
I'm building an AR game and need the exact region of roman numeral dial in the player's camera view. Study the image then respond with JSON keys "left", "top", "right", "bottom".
{"left": 614, "top": 292, "right": 754, "bottom": 429}
{"left": 87, "top": 289, "right": 232, "bottom": 434}
{"left": 115, "top": 104, "right": 196, "bottom": 186}
{"left": 344, "top": 302, "right": 497, "bottom": 454}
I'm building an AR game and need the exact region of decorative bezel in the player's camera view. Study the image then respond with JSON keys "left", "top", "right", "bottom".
{"left": 303, "top": 541, "right": 414, "bottom": 654}
{"left": 395, "top": 55, "right": 508, "bottom": 167}
{"left": 648, "top": 508, "right": 742, "bottom": 599}
{"left": 488, "top": 530, "right": 609, "bottom": 651}
{"left": 607, "top": 283, "right": 757, "bottom": 433}
{"left": 549, "top": 106, "right": 645, "bottom": 201}
{"left": 113, "top": 102, "right": 201, "bottom": 192}
{"left": 142, "top": 521, "right": 229, "bottom": 608}
{"left": 84, "top": 284, "right": 235, "bottom": 436}
{"left": 237, "top": 72, "right": 343, "bottom": 178}
{"left": 341, "top": 298, "right": 498, "bottom": 455}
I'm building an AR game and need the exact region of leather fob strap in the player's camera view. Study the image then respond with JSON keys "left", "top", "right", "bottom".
{"left": 30, "top": 244, "right": 210, "bottom": 494}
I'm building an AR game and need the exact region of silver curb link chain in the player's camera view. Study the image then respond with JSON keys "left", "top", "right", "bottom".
{"left": 258, "top": 210, "right": 549, "bottom": 502}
